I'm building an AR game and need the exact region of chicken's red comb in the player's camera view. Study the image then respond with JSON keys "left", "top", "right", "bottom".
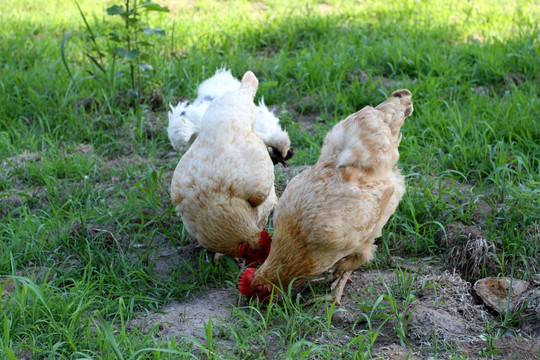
{"left": 238, "top": 267, "right": 256, "bottom": 296}
{"left": 260, "top": 230, "right": 272, "bottom": 254}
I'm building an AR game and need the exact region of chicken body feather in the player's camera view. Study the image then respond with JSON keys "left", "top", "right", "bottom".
{"left": 241, "top": 89, "right": 413, "bottom": 304}
{"left": 171, "top": 71, "right": 277, "bottom": 258}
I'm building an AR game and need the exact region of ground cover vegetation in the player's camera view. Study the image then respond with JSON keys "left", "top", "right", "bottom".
{"left": 0, "top": 0, "right": 539, "bottom": 358}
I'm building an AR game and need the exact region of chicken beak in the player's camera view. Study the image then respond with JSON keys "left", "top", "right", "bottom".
{"left": 270, "top": 147, "right": 294, "bottom": 167}
{"left": 280, "top": 148, "right": 295, "bottom": 167}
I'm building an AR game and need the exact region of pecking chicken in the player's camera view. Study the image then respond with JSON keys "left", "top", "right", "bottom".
{"left": 171, "top": 71, "right": 276, "bottom": 266}
{"left": 238, "top": 89, "right": 413, "bottom": 304}
{"left": 168, "top": 69, "right": 294, "bottom": 165}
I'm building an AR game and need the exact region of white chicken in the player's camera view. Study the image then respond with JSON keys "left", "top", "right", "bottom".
{"left": 168, "top": 69, "right": 294, "bottom": 165}
{"left": 171, "top": 71, "right": 277, "bottom": 265}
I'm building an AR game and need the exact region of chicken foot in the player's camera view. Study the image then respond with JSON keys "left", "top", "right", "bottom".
{"left": 213, "top": 252, "right": 225, "bottom": 265}
{"left": 213, "top": 253, "right": 246, "bottom": 268}
{"left": 329, "top": 270, "right": 353, "bottom": 305}
{"left": 306, "top": 250, "right": 372, "bottom": 305}
{"left": 304, "top": 271, "right": 353, "bottom": 306}
{"left": 308, "top": 274, "right": 352, "bottom": 286}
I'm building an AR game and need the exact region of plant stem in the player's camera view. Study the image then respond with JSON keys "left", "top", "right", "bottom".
{"left": 134, "top": 0, "right": 140, "bottom": 102}
{"left": 125, "top": 0, "right": 135, "bottom": 91}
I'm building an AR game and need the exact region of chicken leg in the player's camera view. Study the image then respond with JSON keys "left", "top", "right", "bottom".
{"left": 304, "top": 271, "right": 353, "bottom": 306}
{"left": 331, "top": 248, "right": 374, "bottom": 304}
{"left": 213, "top": 252, "right": 225, "bottom": 265}
{"left": 329, "top": 270, "right": 353, "bottom": 305}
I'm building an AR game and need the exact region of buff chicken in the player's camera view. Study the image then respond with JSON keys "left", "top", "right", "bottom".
{"left": 239, "top": 89, "right": 413, "bottom": 304}
{"left": 171, "top": 71, "right": 276, "bottom": 266}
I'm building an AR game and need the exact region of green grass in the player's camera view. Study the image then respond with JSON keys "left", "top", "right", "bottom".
{"left": 1, "top": 0, "right": 539, "bottom": 358}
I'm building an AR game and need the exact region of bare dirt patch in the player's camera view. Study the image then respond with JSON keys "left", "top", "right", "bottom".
{"left": 373, "top": 343, "right": 421, "bottom": 359}
{"left": 0, "top": 194, "right": 28, "bottom": 216}
{"left": 130, "top": 288, "right": 236, "bottom": 341}
{"left": 458, "top": 338, "right": 539, "bottom": 360}
{"left": 2, "top": 151, "right": 41, "bottom": 168}
{"left": 1, "top": 267, "right": 50, "bottom": 299}
{"left": 329, "top": 261, "right": 538, "bottom": 359}
{"left": 129, "top": 233, "right": 204, "bottom": 283}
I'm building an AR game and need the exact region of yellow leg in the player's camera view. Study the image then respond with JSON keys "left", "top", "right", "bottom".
{"left": 213, "top": 252, "right": 224, "bottom": 265}
{"left": 330, "top": 270, "right": 353, "bottom": 305}
{"left": 305, "top": 270, "right": 353, "bottom": 306}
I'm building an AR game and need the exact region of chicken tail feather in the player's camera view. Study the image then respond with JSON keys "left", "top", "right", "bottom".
{"left": 240, "top": 71, "right": 258, "bottom": 99}
{"left": 375, "top": 89, "right": 414, "bottom": 139}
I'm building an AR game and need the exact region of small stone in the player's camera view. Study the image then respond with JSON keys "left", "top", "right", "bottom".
{"left": 473, "top": 277, "right": 529, "bottom": 313}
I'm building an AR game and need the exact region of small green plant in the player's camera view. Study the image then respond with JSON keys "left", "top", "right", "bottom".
{"left": 105, "top": 1, "right": 169, "bottom": 99}
{"left": 63, "top": 0, "right": 169, "bottom": 107}
{"left": 355, "top": 267, "right": 438, "bottom": 348}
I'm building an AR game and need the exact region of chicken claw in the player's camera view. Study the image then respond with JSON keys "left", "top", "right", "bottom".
{"left": 329, "top": 270, "right": 353, "bottom": 305}
{"left": 304, "top": 271, "right": 353, "bottom": 306}
{"left": 308, "top": 276, "right": 329, "bottom": 284}
{"left": 213, "top": 252, "right": 225, "bottom": 265}
{"left": 309, "top": 273, "right": 352, "bottom": 286}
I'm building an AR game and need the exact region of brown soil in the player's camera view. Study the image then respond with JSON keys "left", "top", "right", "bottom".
{"left": 130, "top": 289, "right": 236, "bottom": 340}
{"left": 129, "top": 258, "right": 540, "bottom": 359}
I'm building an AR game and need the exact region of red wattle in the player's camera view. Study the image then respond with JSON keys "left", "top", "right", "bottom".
{"left": 238, "top": 243, "right": 246, "bottom": 257}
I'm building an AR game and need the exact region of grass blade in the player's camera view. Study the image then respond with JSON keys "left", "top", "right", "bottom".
{"left": 60, "top": 31, "right": 74, "bottom": 81}
{"left": 96, "top": 312, "right": 124, "bottom": 360}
